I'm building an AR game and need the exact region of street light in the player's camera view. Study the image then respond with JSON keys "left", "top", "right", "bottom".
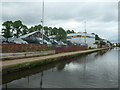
{"left": 41, "top": 0, "right": 44, "bottom": 44}
{"left": 84, "top": 21, "right": 87, "bottom": 45}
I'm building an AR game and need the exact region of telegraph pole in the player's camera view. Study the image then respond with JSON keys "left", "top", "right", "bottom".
{"left": 41, "top": 0, "right": 44, "bottom": 44}
{"left": 84, "top": 21, "right": 87, "bottom": 44}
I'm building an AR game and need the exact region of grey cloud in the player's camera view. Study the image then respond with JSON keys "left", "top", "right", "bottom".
{"left": 1, "top": 2, "right": 118, "bottom": 42}
{"left": 2, "top": 2, "right": 117, "bottom": 24}
{"left": 2, "top": 2, "right": 42, "bottom": 25}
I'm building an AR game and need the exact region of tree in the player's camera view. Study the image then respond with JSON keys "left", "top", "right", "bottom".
{"left": 66, "top": 30, "right": 75, "bottom": 34}
{"left": 52, "top": 27, "right": 58, "bottom": 35}
{"left": 95, "top": 34, "right": 101, "bottom": 40}
{"left": 71, "top": 30, "right": 75, "bottom": 33}
{"left": 95, "top": 42, "right": 99, "bottom": 44}
{"left": 34, "top": 25, "right": 38, "bottom": 31}
{"left": 101, "top": 40, "right": 106, "bottom": 44}
{"left": 91, "top": 33, "right": 95, "bottom": 35}
{"left": 2, "top": 21, "right": 13, "bottom": 40}
{"left": 21, "top": 25, "right": 28, "bottom": 35}
{"left": 66, "top": 30, "right": 71, "bottom": 34}
{"left": 28, "top": 26, "right": 35, "bottom": 33}
{"left": 56, "top": 27, "right": 67, "bottom": 41}
{"left": 34, "top": 25, "right": 42, "bottom": 31}
{"left": 48, "top": 27, "right": 53, "bottom": 36}
{"left": 44, "top": 26, "right": 49, "bottom": 36}
{"left": 83, "top": 32, "right": 87, "bottom": 33}
{"left": 37, "top": 24, "right": 42, "bottom": 31}
{"left": 13, "top": 20, "right": 23, "bottom": 38}
{"left": 47, "top": 27, "right": 67, "bottom": 41}
{"left": 28, "top": 24, "right": 42, "bottom": 33}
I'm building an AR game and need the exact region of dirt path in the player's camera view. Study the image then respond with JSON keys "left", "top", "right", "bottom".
{"left": 2, "top": 48, "right": 107, "bottom": 67}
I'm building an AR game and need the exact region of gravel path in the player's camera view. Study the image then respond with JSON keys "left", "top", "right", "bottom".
{"left": 2, "top": 48, "right": 106, "bottom": 67}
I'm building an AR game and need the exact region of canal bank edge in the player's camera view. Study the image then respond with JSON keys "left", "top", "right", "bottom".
{"left": 2, "top": 47, "right": 111, "bottom": 75}
{"left": 2, "top": 50, "right": 55, "bottom": 61}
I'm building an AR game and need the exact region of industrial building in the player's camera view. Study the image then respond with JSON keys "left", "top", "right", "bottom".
{"left": 67, "top": 33, "right": 97, "bottom": 48}
{"left": 20, "top": 31, "right": 51, "bottom": 44}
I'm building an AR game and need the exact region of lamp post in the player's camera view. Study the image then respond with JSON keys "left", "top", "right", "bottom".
{"left": 41, "top": 0, "right": 44, "bottom": 44}
{"left": 84, "top": 21, "right": 87, "bottom": 45}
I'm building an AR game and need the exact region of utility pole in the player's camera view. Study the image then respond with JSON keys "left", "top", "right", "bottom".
{"left": 41, "top": 0, "right": 44, "bottom": 44}
{"left": 84, "top": 21, "right": 87, "bottom": 44}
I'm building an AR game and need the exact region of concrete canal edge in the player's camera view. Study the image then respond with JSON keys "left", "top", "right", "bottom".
{"left": 2, "top": 47, "right": 111, "bottom": 75}
{"left": 2, "top": 50, "right": 55, "bottom": 61}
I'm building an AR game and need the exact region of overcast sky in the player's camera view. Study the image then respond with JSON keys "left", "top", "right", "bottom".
{"left": 1, "top": 0, "right": 118, "bottom": 43}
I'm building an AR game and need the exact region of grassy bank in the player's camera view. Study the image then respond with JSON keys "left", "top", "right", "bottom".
{"left": 2, "top": 47, "right": 110, "bottom": 75}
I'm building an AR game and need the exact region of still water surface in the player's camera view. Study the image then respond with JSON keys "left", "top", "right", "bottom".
{"left": 2, "top": 48, "right": 118, "bottom": 88}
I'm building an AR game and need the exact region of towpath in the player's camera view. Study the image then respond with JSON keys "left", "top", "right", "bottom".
{"left": 2, "top": 48, "right": 108, "bottom": 67}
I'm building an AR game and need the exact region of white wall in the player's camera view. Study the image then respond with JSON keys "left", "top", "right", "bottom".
{"left": 67, "top": 33, "right": 95, "bottom": 46}
{"left": 68, "top": 37, "right": 95, "bottom": 45}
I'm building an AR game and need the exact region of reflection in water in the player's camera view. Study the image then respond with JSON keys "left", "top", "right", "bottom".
{"left": 5, "top": 83, "right": 7, "bottom": 90}
{"left": 40, "top": 71, "right": 43, "bottom": 90}
{"left": 57, "top": 63, "right": 66, "bottom": 71}
{"left": 83, "top": 56, "right": 86, "bottom": 80}
{"left": 27, "top": 76, "right": 29, "bottom": 85}
{"left": 2, "top": 48, "right": 118, "bottom": 88}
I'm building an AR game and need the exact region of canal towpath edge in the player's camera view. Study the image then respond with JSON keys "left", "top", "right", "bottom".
{"left": 2, "top": 48, "right": 110, "bottom": 74}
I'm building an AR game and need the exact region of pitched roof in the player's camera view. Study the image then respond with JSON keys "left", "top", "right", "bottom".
{"left": 20, "top": 31, "right": 50, "bottom": 41}
{"left": 20, "top": 31, "right": 39, "bottom": 39}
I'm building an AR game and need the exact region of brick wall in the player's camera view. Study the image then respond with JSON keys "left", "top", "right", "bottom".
{"left": 97, "top": 44, "right": 109, "bottom": 48}
{"left": 1, "top": 44, "right": 88, "bottom": 53}
{"left": 54, "top": 45, "right": 87, "bottom": 53}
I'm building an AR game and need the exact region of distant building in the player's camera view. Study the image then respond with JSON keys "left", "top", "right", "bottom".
{"left": 67, "top": 32, "right": 97, "bottom": 48}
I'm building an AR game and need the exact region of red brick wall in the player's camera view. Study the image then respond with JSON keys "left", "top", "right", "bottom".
{"left": 1, "top": 44, "right": 88, "bottom": 53}
{"left": 54, "top": 45, "right": 87, "bottom": 53}
{"left": 97, "top": 44, "right": 109, "bottom": 48}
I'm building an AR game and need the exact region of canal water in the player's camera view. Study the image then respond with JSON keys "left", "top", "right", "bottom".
{"left": 2, "top": 48, "right": 118, "bottom": 88}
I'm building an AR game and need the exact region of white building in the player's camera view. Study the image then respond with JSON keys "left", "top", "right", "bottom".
{"left": 67, "top": 33, "right": 97, "bottom": 48}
